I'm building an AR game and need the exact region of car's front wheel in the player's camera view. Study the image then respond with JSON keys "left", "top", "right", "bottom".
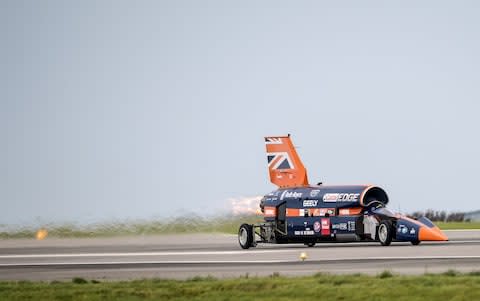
{"left": 378, "top": 220, "right": 393, "bottom": 246}
{"left": 238, "top": 224, "right": 254, "bottom": 249}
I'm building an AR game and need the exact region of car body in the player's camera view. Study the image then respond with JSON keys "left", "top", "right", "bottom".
{"left": 238, "top": 135, "right": 448, "bottom": 249}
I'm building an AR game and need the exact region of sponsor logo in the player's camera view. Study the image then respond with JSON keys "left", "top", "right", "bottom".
{"left": 320, "top": 209, "right": 335, "bottom": 216}
{"left": 314, "top": 221, "right": 321, "bottom": 232}
{"left": 321, "top": 218, "right": 331, "bottom": 235}
{"left": 323, "top": 194, "right": 338, "bottom": 202}
{"left": 280, "top": 190, "right": 303, "bottom": 200}
{"left": 267, "top": 191, "right": 280, "bottom": 197}
{"left": 332, "top": 223, "right": 348, "bottom": 230}
{"left": 348, "top": 221, "right": 356, "bottom": 231}
{"left": 294, "top": 230, "right": 315, "bottom": 235}
{"left": 396, "top": 226, "right": 418, "bottom": 235}
{"left": 323, "top": 193, "right": 360, "bottom": 202}
{"left": 398, "top": 224, "right": 408, "bottom": 234}
{"left": 303, "top": 200, "right": 318, "bottom": 207}
{"left": 317, "top": 208, "right": 335, "bottom": 216}
{"left": 310, "top": 189, "right": 321, "bottom": 198}
{"left": 290, "top": 208, "right": 335, "bottom": 217}
{"left": 332, "top": 221, "right": 355, "bottom": 231}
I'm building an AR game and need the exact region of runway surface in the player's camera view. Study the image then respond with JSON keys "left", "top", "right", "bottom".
{"left": 1, "top": 230, "right": 479, "bottom": 280}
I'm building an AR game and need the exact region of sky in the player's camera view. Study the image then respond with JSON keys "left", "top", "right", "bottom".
{"left": 1, "top": 1, "right": 480, "bottom": 225}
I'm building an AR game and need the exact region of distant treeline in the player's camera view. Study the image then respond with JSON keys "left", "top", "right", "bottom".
{"left": 409, "top": 210, "right": 466, "bottom": 222}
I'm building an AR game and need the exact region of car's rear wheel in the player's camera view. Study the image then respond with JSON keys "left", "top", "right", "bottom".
{"left": 411, "top": 240, "right": 421, "bottom": 245}
{"left": 305, "top": 242, "right": 316, "bottom": 247}
{"left": 238, "top": 224, "right": 254, "bottom": 249}
{"left": 378, "top": 220, "right": 393, "bottom": 246}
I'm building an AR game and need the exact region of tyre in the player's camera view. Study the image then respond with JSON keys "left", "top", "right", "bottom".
{"left": 304, "top": 242, "right": 316, "bottom": 247}
{"left": 378, "top": 220, "right": 393, "bottom": 246}
{"left": 411, "top": 240, "right": 421, "bottom": 246}
{"left": 238, "top": 224, "right": 254, "bottom": 249}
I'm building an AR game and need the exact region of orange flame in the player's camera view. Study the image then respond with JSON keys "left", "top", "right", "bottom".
{"left": 229, "top": 196, "right": 263, "bottom": 215}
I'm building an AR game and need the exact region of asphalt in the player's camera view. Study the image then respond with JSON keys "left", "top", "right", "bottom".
{"left": 0, "top": 230, "right": 479, "bottom": 280}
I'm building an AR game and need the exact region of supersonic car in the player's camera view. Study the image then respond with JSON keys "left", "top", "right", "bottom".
{"left": 238, "top": 135, "right": 447, "bottom": 249}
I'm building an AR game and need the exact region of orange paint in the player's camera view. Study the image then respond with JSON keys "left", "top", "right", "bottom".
{"left": 418, "top": 226, "right": 448, "bottom": 241}
{"left": 338, "top": 207, "right": 363, "bottom": 215}
{"left": 400, "top": 216, "right": 448, "bottom": 241}
{"left": 263, "top": 206, "right": 277, "bottom": 217}
{"left": 265, "top": 135, "right": 309, "bottom": 188}
{"left": 286, "top": 208, "right": 300, "bottom": 217}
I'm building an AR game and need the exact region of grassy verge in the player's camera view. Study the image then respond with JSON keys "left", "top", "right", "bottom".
{"left": 0, "top": 272, "right": 479, "bottom": 301}
{"left": 435, "top": 222, "right": 480, "bottom": 230}
{"left": 1, "top": 216, "right": 479, "bottom": 239}
{"left": 0, "top": 215, "right": 264, "bottom": 239}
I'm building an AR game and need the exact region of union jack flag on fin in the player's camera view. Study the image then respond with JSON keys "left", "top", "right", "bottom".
{"left": 264, "top": 135, "right": 309, "bottom": 188}
{"left": 267, "top": 152, "right": 293, "bottom": 170}
{"left": 265, "top": 137, "right": 283, "bottom": 144}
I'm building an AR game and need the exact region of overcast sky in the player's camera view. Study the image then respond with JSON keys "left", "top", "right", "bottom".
{"left": 2, "top": 1, "right": 480, "bottom": 225}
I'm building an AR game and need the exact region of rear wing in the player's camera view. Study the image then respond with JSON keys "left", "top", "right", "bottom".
{"left": 265, "top": 135, "right": 309, "bottom": 188}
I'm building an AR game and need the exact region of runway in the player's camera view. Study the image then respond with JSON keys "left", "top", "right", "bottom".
{"left": 1, "top": 230, "right": 479, "bottom": 280}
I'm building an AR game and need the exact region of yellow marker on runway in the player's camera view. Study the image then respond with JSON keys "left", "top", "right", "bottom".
{"left": 300, "top": 252, "right": 307, "bottom": 261}
{"left": 36, "top": 229, "right": 48, "bottom": 240}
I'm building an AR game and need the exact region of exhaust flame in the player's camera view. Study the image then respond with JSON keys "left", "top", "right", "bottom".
{"left": 229, "top": 196, "right": 263, "bottom": 215}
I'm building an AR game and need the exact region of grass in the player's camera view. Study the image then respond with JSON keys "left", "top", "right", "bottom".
{"left": 435, "top": 221, "right": 480, "bottom": 230}
{"left": 0, "top": 216, "right": 479, "bottom": 239}
{"left": 0, "top": 272, "right": 479, "bottom": 301}
{"left": 0, "top": 215, "right": 263, "bottom": 239}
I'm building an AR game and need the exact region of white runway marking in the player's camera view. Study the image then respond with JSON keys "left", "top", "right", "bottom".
{"left": 0, "top": 240, "right": 478, "bottom": 259}
{"left": 0, "top": 249, "right": 295, "bottom": 259}
{"left": 0, "top": 255, "right": 479, "bottom": 267}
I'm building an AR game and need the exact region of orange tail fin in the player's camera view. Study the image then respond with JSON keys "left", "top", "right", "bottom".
{"left": 265, "top": 135, "right": 309, "bottom": 188}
